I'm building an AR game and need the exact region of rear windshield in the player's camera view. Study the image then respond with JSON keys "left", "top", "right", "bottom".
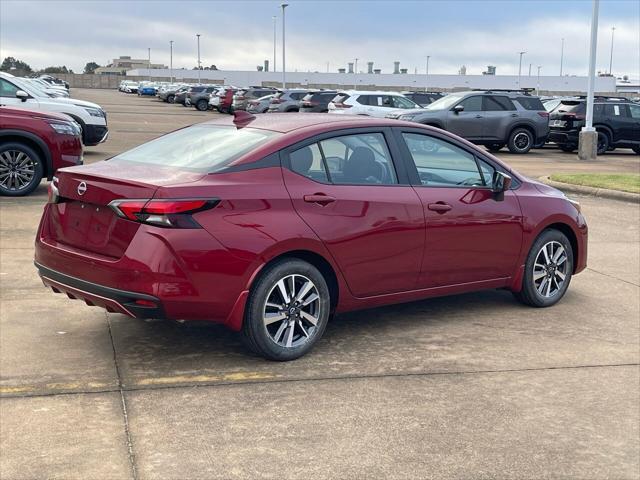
{"left": 332, "top": 93, "right": 350, "bottom": 104}
{"left": 109, "top": 125, "right": 281, "bottom": 173}
{"left": 516, "top": 96, "right": 545, "bottom": 110}
{"left": 555, "top": 101, "right": 585, "bottom": 113}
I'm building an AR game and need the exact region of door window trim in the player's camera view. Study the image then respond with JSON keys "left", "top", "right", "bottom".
{"left": 282, "top": 127, "right": 412, "bottom": 186}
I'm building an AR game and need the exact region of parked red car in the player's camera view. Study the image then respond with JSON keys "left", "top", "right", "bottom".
{"left": 35, "top": 113, "right": 587, "bottom": 360}
{"left": 0, "top": 106, "right": 83, "bottom": 196}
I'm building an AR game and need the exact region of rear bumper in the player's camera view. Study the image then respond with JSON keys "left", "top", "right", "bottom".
{"left": 549, "top": 130, "right": 578, "bottom": 145}
{"left": 36, "top": 262, "right": 165, "bottom": 319}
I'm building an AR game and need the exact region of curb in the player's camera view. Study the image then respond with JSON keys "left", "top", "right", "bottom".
{"left": 539, "top": 176, "right": 640, "bottom": 204}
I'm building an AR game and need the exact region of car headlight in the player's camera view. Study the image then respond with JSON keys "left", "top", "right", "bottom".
{"left": 48, "top": 121, "right": 80, "bottom": 136}
{"left": 84, "top": 107, "right": 105, "bottom": 118}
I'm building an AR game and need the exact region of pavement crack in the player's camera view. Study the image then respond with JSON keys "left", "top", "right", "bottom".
{"left": 586, "top": 267, "right": 639, "bottom": 287}
{"left": 107, "top": 313, "right": 138, "bottom": 480}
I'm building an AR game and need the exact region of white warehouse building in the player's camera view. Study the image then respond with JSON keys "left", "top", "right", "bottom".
{"left": 127, "top": 68, "right": 617, "bottom": 93}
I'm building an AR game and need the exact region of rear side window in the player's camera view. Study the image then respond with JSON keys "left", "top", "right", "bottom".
{"left": 290, "top": 92, "right": 306, "bottom": 100}
{"left": 290, "top": 143, "right": 329, "bottom": 182}
{"left": 516, "top": 96, "right": 544, "bottom": 110}
{"left": 289, "top": 133, "right": 398, "bottom": 185}
{"left": 111, "top": 125, "right": 280, "bottom": 173}
{"left": 604, "top": 104, "right": 627, "bottom": 117}
{"left": 190, "top": 86, "right": 205, "bottom": 93}
{"left": 483, "top": 96, "right": 516, "bottom": 111}
{"left": 356, "top": 95, "right": 370, "bottom": 106}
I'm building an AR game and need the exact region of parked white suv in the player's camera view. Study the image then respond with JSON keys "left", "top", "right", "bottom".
{"left": 0, "top": 72, "right": 108, "bottom": 146}
{"left": 328, "top": 90, "right": 420, "bottom": 118}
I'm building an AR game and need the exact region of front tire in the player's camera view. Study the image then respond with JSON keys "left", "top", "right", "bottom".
{"left": 196, "top": 99, "right": 209, "bottom": 111}
{"left": 167, "top": 95, "right": 175, "bottom": 104}
{"left": 0, "top": 142, "right": 44, "bottom": 197}
{"left": 241, "top": 258, "right": 331, "bottom": 361}
{"left": 513, "top": 229, "right": 573, "bottom": 307}
{"left": 596, "top": 131, "right": 610, "bottom": 155}
{"left": 507, "top": 128, "right": 534, "bottom": 154}
{"left": 558, "top": 144, "right": 576, "bottom": 152}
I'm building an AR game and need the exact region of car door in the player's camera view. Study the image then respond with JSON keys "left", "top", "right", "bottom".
{"left": 446, "top": 95, "right": 484, "bottom": 139}
{"left": 481, "top": 95, "right": 516, "bottom": 141}
{"left": 605, "top": 104, "right": 635, "bottom": 142}
{"left": 628, "top": 103, "right": 640, "bottom": 141}
{"left": 394, "top": 128, "right": 523, "bottom": 288}
{"left": 281, "top": 129, "right": 425, "bottom": 297}
{"left": 0, "top": 78, "right": 38, "bottom": 109}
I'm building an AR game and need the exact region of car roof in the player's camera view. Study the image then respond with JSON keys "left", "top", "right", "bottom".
{"left": 201, "top": 112, "right": 401, "bottom": 133}
{"left": 338, "top": 90, "right": 406, "bottom": 96}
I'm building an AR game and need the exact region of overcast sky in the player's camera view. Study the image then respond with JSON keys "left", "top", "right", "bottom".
{"left": 1, "top": 0, "right": 638, "bottom": 78}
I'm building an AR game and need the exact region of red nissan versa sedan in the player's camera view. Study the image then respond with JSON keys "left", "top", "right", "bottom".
{"left": 34, "top": 112, "right": 587, "bottom": 360}
{"left": 0, "top": 106, "right": 83, "bottom": 196}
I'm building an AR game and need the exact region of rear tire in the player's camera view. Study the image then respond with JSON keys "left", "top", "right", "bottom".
{"left": 0, "top": 142, "right": 44, "bottom": 197}
{"left": 196, "top": 99, "right": 209, "bottom": 111}
{"left": 513, "top": 229, "right": 573, "bottom": 308}
{"left": 558, "top": 144, "right": 576, "bottom": 152}
{"left": 596, "top": 131, "right": 610, "bottom": 155}
{"left": 241, "top": 258, "right": 331, "bottom": 361}
{"left": 507, "top": 128, "right": 533, "bottom": 154}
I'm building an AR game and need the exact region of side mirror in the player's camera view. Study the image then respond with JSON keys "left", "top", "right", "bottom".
{"left": 16, "top": 90, "right": 29, "bottom": 102}
{"left": 492, "top": 171, "right": 512, "bottom": 194}
{"left": 453, "top": 105, "right": 464, "bottom": 114}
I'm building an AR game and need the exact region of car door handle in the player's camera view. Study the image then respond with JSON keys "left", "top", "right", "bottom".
{"left": 304, "top": 194, "right": 336, "bottom": 206}
{"left": 475, "top": 115, "right": 483, "bottom": 118}
{"left": 511, "top": 113, "right": 519, "bottom": 117}
{"left": 428, "top": 202, "right": 452, "bottom": 213}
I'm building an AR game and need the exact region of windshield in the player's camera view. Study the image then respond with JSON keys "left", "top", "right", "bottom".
{"left": 110, "top": 125, "right": 281, "bottom": 173}
{"left": 425, "top": 93, "right": 463, "bottom": 111}
{"left": 13, "top": 77, "right": 48, "bottom": 98}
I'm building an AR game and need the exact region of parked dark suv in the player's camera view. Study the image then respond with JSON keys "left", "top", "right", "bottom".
{"left": 402, "top": 91, "right": 444, "bottom": 107}
{"left": 299, "top": 90, "right": 338, "bottom": 113}
{"left": 393, "top": 90, "right": 550, "bottom": 154}
{"left": 548, "top": 97, "right": 640, "bottom": 154}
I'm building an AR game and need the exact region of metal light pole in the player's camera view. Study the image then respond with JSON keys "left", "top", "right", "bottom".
{"left": 281, "top": 3, "right": 288, "bottom": 89}
{"left": 608, "top": 26, "right": 615, "bottom": 75}
{"left": 196, "top": 34, "right": 201, "bottom": 83}
{"left": 528, "top": 63, "right": 532, "bottom": 76}
{"left": 169, "top": 41, "right": 173, "bottom": 83}
{"left": 578, "top": 0, "right": 600, "bottom": 160}
{"left": 518, "top": 51, "right": 526, "bottom": 87}
{"left": 148, "top": 47, "right": 151, "bottom": 81}
{"left": 560, "top": 37, "right": 565, "bottom": 76}
{"left": 272, "top": 16, "right": 277, "bottom": 72}
{"left": 425, "top": 55, "right": 430, "bottom": 91}
{"left": 536, "top": 65, "right": 542, "bottom": 95}
{"left": 354, "top": 58, "right": 358, "bottom": 89}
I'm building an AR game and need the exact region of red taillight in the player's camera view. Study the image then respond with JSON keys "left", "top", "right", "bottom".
{"left": 537, "top": 111, "right": 549, "bottom": 118}
{"left": 134, "top": 299, "right": 157, "bottom": 307}
{"left": 302, "top": 101, "right": 319, "bottom": 107}
{"left": 109, "top": 198, "right": 219, "bottom": 228}
{"left": 333, "top": 103, "right": 352, "bottom": 109}
{"left": 271, "top": 98, "right": 283, "bottom": 104}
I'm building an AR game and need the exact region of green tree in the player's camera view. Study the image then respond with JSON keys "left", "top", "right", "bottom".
{"left": 83, "top": 62, "right": 100, "bottom": 74}
{"left": 40, "top": 66, "right": 73, "bottom": 74}
{"left": 0, "top": 56, "right": 32, "bottom": 73}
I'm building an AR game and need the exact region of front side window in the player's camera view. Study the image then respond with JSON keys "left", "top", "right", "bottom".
{"left": 402, "top": 133, "right": 485, "bottom": 187}
{"left": 458, "top": 96, "right": 483, "bottom": 112}
{"left": 110, "top": 125, "right": 280, "bottom": 173}
{"left": 0, "top": 78, "right": 19, "bottom": 98}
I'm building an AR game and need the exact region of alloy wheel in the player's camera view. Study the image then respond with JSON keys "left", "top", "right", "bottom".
{"left": 0, "top": 150, "right": 36, "bottom": 192}
{"left": 263, "top": 274, "right": 321, "bottom": 348}
{"left": 513, "top": 132, "right": 531, "bottom": 151}
{"left": 533, "top": 241, "right": 568, "bottom": 298}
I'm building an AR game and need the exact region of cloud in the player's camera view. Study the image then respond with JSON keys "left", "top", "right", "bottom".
{"left": 1, "top": 1, "right": 638, "bottom": 78}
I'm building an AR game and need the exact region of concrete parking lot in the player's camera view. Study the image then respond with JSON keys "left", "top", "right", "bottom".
{"left": 1, "top": 89, "right": 639, "bottom": 479}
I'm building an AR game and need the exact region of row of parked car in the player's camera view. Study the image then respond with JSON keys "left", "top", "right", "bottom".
{"left": 124, "top": 80, "right": 640, "bottom": 156}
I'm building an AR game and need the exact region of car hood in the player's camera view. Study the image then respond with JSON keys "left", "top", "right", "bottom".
{"left": 47, "top": 97, "right": 103, "bottom": 110}
{"left": 0, "top": 105, "right": 75, "bottom": 123}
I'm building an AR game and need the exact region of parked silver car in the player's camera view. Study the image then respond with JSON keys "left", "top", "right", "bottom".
{"left": 267, "top": 89, "right": 311, "bottom": 113}
{"left": 232, "top": 87, "right": 278, "bottom": 111}
{"left": 390, "top": 90, "right": 550, "bottom": 154}
{"left": 247, "top": 94, "right": 277, "bottom": 113}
